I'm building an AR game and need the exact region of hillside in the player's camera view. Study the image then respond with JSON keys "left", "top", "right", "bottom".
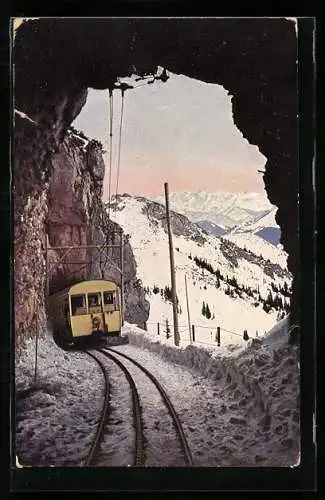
{"left": 109, "top": 194, "right": 291, "bottom": 347}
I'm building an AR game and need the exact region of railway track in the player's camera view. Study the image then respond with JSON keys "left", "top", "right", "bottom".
{"left": 84, "top": 347, "right": 193, "bottom": 467}
{"left": 83, "top": 349, "right": 144, "bottom": 466}
{"left": 103, "top": 347, "right": 193, "bottom": 466}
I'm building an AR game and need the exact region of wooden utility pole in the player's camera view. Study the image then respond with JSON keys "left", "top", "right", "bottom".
{"left": 184, "top": 274, "right": 192, "bottom": 344}
{"left": 120, "top": 229, "right": 125, "bottom": 326}
{"left": 164, "top": 182, "right": 180, "bottom": 346}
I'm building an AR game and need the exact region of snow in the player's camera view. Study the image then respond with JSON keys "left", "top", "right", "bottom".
{"left": 15, "top": 330, "right": 105, "bottom": 466}
{"left": 67, "top": 128, "right": 90, "bottom": 151}
{"left": 262, "top": 315, "right": 292, "bottom": 346}
{"left": 231, "top": 207, "right": 278, "bottom": 233}
{"left": 15, "top": 194, "right": 297, "bottom": 468}
{"left": 15, "top": 317, "right": 300, "bottom": 467}
{"left": 115, "top": 320, "right": 300, "bottom": 466}
{"left": 224, "top": 232, "right": 288, "bottom": 269}
{"left": 102, "top": 351, "right": 185, "bottom": 466}
{"left": 150, "top": 190, "right": 275, "bottom": 228}
{"left": 109, "top": 195, "right": 291, "bottom": 344}
{"left": 92, "top": 350, "right": 134, "bottom": 466}
{"left": 14, "top": 108, "right": 37, "bottom": 125}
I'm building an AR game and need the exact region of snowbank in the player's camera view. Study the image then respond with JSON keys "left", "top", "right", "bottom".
{"left": 262, "top": 315, "right": 291, "bottom": 345}
{"left": 15, "top": 330, "right": 104, "bottom": 466}
{"left": 123, "top": 320, "right": 300, "bottom": 466}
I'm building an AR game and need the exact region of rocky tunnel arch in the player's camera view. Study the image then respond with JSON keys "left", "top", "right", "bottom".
{"left": 13, "top": 18, "right": 299, "bottom": 344}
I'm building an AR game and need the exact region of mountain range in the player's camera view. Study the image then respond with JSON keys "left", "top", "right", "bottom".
{"left": 150, "top": 190, "right": 274, "bottom": 229}
{"left": 150, "top": 190, "right": 280, "bottom": 246}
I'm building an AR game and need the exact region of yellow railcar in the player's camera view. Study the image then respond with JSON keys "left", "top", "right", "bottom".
{"left": 48, "top": 280, "right": 122, "bottom": 343}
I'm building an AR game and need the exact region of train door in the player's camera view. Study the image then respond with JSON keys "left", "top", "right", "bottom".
{"left": 70, "top": 293, "right": 91, "bottom": 337}
{"left": 103, "top": 290, "right": 121, "bottom": 333}
{"left": 87, "top": 292, "right": 106, "bottom": 334}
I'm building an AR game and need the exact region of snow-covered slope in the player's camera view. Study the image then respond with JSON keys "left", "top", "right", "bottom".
{"left": 234, "top": 206, "right": 279, "bottom": 232}
{"left": 224, "top": 232, "right": 288, "bottom": 269}
{"left": 150, "top": 190, "right": 275, "bottom": 229}
{"left": 196, "top": 220, "right": 227, "bottom": 237}
{"left": 109, "top": 195, "right": 291, "bottom": 347}
{"left": 229, "top": 207, "right": 281, "bottom": 246}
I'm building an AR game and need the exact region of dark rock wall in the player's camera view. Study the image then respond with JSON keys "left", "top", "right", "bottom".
{"left": 47, "top": 132, "right": 105, "bottom": 292}
{"left": 14, "top": 18, "right": 299, "bottom": 343}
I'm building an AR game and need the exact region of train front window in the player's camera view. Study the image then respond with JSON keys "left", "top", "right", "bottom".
{"left": 71, "top": 294, "right": 87, "bottom": 316}
{"left": 88, "top": 293, "right": 102, "bottom": 312}
{"left": 103, "top": 291, "right": 118, "bottom": 311}
{"left": 103, "top": 292, "right": 114, "bottom": 305}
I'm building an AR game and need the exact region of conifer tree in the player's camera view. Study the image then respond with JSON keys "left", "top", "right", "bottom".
{"left": 266, "top": 291, "right": 274, "bottom": 308}
{"left": 166, "top": 319, "right": 171, "bottom": 338}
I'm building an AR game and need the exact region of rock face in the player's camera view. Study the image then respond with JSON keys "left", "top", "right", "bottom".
{"left": 14, "top": 126, "right": 149, "bottom": 348}
{"left": 90, "top": 218, "right": 150, "bottom": 327}
{"left": 47, "top": 130, "right": 105, "bottom": 292}
{"left": 14, "top": 189, "right": 48, "bottom": 349}
{"left": 138, "top": 196, "right": 207, "bottom": 246}
{"left": 14, "top": 18, "right": 300, "bottom": 343}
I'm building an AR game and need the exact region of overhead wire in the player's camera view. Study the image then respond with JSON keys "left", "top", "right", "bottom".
{"left": 107, "top": 89, "right": 114, "bottom": 220}
{"left": 109, "top": 71, "right": 171, "bottom": 215}
{"left": 115, "top": 89, "right": 125, "bottom": 205}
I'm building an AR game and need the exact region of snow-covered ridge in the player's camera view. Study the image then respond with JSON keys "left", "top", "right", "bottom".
{"left": 227, "top": 207, "right": 282, "bottom": 246}
{"left": 108, "top": 194, "right": 291, "bottom": 346}
{"left": 231, "top": 206, "right": 278, "bottom": 233}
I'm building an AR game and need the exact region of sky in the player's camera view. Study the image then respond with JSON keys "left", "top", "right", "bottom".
{"left": 73, "top": 72, "right": 267, "bottom": 200}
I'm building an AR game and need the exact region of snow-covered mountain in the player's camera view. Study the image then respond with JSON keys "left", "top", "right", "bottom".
{"left": 195, "top": 220, "right": 227, "bottom": 237}
{"left": 228, "top": 207, "right": 281, "bottom": 246}
{"left": 150, "top": 190, "right": 275, "bottom": 230}
{"left": 108, "top": 194, "right": 291, "bottom": 347}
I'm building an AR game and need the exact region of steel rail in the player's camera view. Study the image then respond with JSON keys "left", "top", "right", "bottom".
{"left": 102, "top": 347, "right": 193, "bottom": 466}
{"left": 82, "top": 350, "right": 111, "bottom": 466}
{"left": 95, "top": 349, "right": 145, "bottom": 466}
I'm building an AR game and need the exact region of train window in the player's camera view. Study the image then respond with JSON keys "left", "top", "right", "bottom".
{"left": 103, "top": 292, "right": 114, "bottom": 305}
{"left": 88, "top": 293, "right": 102, "bottom": 312}
{"left": 71, "top": 294, "right": 87, "bottom": 315}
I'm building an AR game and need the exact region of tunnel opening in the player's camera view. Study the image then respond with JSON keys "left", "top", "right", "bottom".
{"left": 13, "top": 18, "right": 299, "bottom": 345}
{"left": 72, "top": 70, "right": 292, "bottom": 340}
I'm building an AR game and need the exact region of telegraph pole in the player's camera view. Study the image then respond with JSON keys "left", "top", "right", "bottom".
{"left": 184, "top": 274, "right": 192, "bottom": 344}
{"left": 164, "top": 182, "right": 180, "bottom": 346}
